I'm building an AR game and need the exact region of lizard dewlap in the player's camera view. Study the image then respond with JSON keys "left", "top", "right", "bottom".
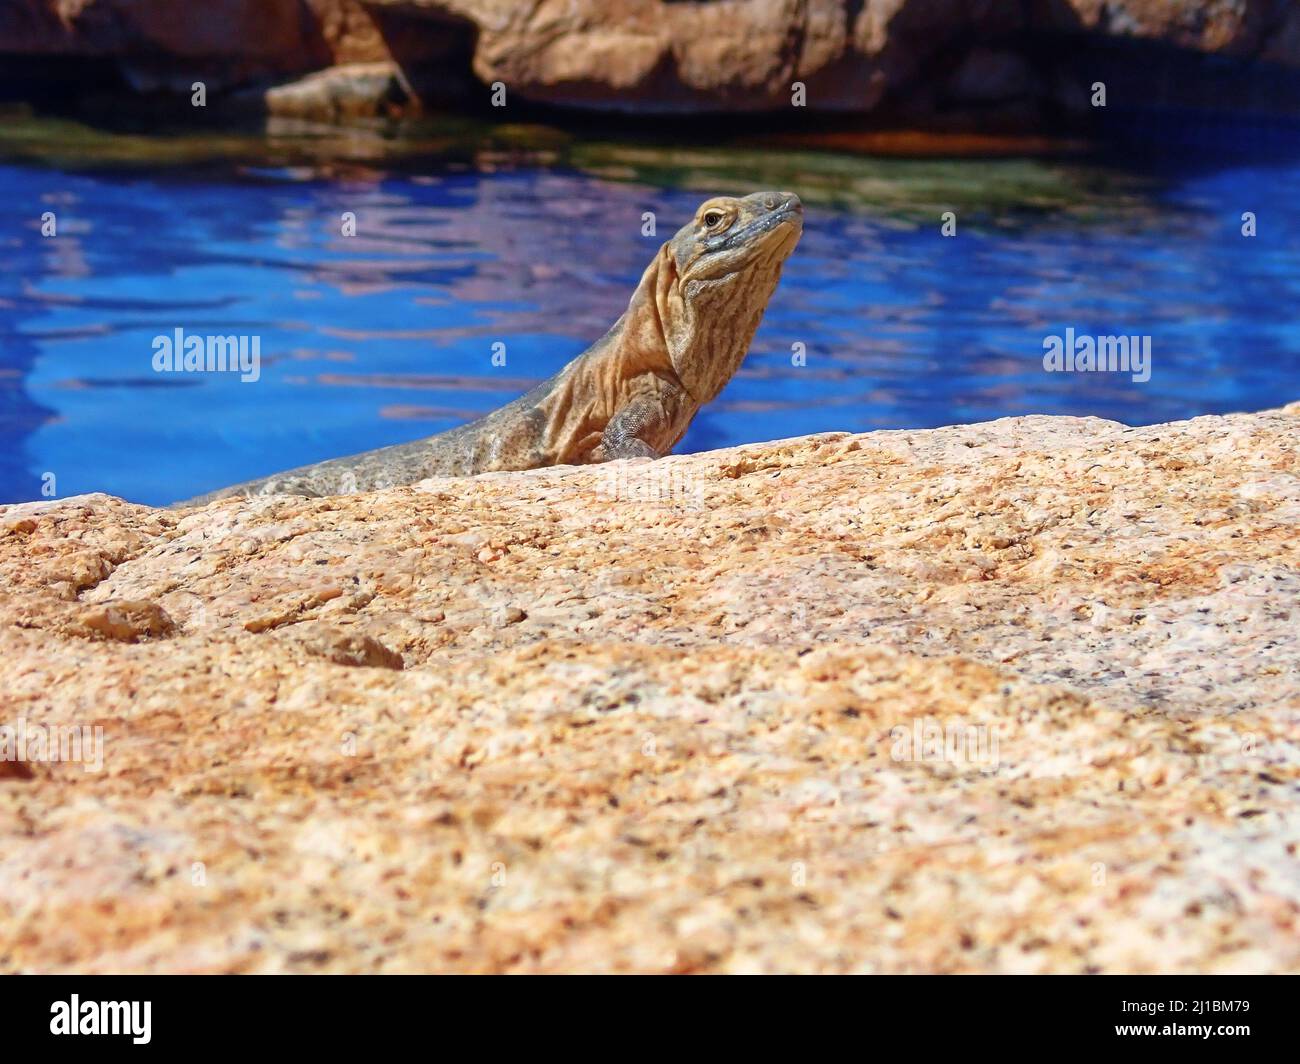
{"left": 177, "top": 191, "right": 803, "bottom": 506}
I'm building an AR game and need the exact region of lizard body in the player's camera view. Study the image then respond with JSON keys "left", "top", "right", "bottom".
{"left": 178, "top": 190, "right": 802, "bottom": 506}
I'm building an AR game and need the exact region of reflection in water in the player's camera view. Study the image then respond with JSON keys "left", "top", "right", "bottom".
{"left": 0, "top": 148, "right": 1297, "bottom": 505}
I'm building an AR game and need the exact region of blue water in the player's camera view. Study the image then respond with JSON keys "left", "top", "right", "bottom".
{"left": 1, "top": 153, "right": 1298, "bottom": 506}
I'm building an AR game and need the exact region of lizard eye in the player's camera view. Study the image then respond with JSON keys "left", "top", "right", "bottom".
{"left": 703, "top": 210, "right": 725, "bottom": 229}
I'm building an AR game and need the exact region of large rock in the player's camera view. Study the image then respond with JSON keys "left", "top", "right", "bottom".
{"left": 1, "top": 1, "right": 1297, "bottom": 120}
{"left": 365, "top": 0, "right": 1300, "bottom": 114}
{"left": 0, "top": 0, "right": 379, "bottom": 64}
{"left": 1, "top": 405, "right": 1298, "bottom": 972}
{"left": 0, "top": 0, "right": 446, "bottom": 95}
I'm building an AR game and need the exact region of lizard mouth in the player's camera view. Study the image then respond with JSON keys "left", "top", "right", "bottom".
{"left": 706, "top": 204, "right": 802, "bottom": 256}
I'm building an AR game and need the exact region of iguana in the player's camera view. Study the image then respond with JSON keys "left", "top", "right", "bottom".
{"left": 177, "top": 190, "right": 803, "bottom": 506}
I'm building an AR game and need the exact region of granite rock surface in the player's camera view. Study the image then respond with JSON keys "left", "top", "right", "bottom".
{"left": 1, "top": 404, "right": 1298, "bottom": 973}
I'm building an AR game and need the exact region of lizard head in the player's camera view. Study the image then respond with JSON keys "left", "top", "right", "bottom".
{"left": 648, "top": 191, "right": 803, "bottom": 403}
{"left": 671, "top": 190, "right": 804, "bottom": 287}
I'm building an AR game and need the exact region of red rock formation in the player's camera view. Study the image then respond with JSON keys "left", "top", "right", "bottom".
{"left": 0, "top": 0, "right": 1296, "bottom": 120}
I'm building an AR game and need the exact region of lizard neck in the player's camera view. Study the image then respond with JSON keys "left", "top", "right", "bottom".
{"left": 671, "top": 273, "right": 780, "bottom": 404}
{"left": 608, "top": 241, "right": 688, "bottom": 387}
{"left": 619, "top": 240, "right": 785, "bottom": 405}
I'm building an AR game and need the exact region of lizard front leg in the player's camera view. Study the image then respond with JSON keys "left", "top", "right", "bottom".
{"left": 599, "top": 392, "right": 679, "bottom": 461}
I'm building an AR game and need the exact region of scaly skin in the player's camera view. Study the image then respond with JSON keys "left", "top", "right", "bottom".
{"left": 177, "top": 191, "right": 803, "bottom": 506}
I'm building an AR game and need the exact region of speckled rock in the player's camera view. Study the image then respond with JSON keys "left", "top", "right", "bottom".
{"left": 1, "top": 404, "right": 1298, "bottom": 973}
